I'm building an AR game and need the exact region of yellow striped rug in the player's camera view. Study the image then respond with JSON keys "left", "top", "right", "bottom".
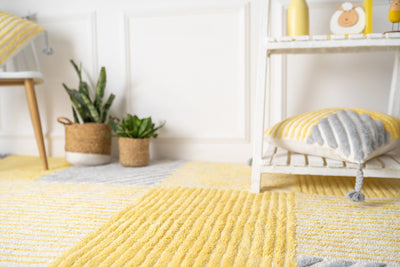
{"left": 154, "top": 162, "right": 400, "bottom": 265}
{"left": 162, "top": 162, "right": 400, "bottom": 198}
{"left": 161, "top": 161, "right": 297, "bottom": 192}
{"left": 161, "top": 162, "right": 252, "bottom": 190}
{"left": 295, "top": 175, "right": 400, "bottom": 199}
{"left": 0, "top": 180, "right": 148, "bottom": 266}
{"left": 0, "top": 155, "right": 70, "bottom": 180}
{"left": 51, "top": 187, "right": 297, "bottom": 267}
{"left": 2, "top": 159, "right": 399, "bottom": 266}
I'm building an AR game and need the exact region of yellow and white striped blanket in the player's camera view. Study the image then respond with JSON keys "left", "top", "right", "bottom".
{"left": 0, "top": 10, "right": 44, "bottom": 66}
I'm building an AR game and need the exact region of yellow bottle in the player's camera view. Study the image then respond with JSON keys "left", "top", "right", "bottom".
{"left": 363, "top": 0, "right": 373, "bottom": 34}
{"left": 287, "top": 0, "right": 309, "bottom": 37}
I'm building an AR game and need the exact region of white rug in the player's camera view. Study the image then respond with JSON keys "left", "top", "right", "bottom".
{"left": 39, "top": 160, "right": 186, "bottom": 186}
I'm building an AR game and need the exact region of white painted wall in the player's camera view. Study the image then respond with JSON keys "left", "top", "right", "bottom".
{"left": 0, "top": 0, "right": 395, "bottom": 162}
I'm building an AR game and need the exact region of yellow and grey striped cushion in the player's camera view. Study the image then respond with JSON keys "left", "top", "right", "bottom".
{"left": 0, "top": 10, "right": 44, "bottom": 66}
{"left": 266, "top": 108, "right": 400, "bottom": 163}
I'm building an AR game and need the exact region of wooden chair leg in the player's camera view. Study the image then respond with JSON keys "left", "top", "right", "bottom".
{"left": 24, "top": 78, "right": 48, "bottom": 170}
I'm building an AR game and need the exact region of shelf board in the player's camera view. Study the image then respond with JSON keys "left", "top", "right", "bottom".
{"left": 266, "top": 33, "right": 400, "bottom": 54}
{"left": 261, "top": 146, "right": 400, "bottom": 178}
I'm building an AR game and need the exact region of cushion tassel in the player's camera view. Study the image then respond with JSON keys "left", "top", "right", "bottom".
{"left": 346, "top": 163, "right": 365, "bottom": 202}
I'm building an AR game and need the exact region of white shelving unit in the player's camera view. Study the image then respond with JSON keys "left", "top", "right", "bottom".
{"left": 251, "top": 2, "right": 400, "bottom": 193}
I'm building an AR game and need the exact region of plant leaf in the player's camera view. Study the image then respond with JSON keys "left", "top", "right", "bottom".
{"left": 70, "top": 60, "right": 81, "bottom": 81}
{"left": 138, "top": 118, "right": 151, "bottom": 138}
{"left": 108, "top": 116, "right": 119, "bottom": 132}
{"left": 145, "top": 121, "right": 165, "bottom": 139}
{"left": 79, "top": 81, "right": 90, "bottom": 99}
{"left": 81, "top": 94, "right": 101, "bottom": 122}
{"left": 94, "top": 67, "right": 106, "bottom": 112}
{"left": 101, "top": 94, "right": 115, "bottom": 123}
{"left": 63, "top": 84, "right": 92, "bottom": 122}
{"left": 69, "top": 60, "right": 90, "bottom": 99}
{"left": 72, "top": 107, "right": 80, "bottom": 123}
{"left": 63, "top": 85, "right": 85, "bottom": 106}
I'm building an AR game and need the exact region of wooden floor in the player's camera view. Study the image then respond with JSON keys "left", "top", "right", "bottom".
{"left": 261, "top": 146, "right": 400, "bottom": 178}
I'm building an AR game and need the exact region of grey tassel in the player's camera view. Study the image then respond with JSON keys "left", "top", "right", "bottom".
{"left": 346, "top": 163, "right": 365, "bottom": 202}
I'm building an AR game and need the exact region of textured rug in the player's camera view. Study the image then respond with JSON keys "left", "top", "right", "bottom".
{"left": 51, "top": 187, "right": 297, "bottom": 267}
{"left": 0, "top": 155, "right": 70, "bottom": 181}
{"left": 295, "top": 175, "right": 400, "bottom": 199}
{"left": 161, "top": 161, "right": 253, "bottom": 190}
{"left": 162, "top": 162, "right": 400, "bottom": 198}
{"left": 1, "top": 158, "right": 400, "bottom": 266}
{"left": 295, "top": 194, "right": 400, "bottom": 266}
{"left": 40, "top": 160, "right": 185, "bottom": 186}
{"left": 161, "top": 161, "right": 297, "bottom": 192}
{"left": 0, "top": 180, "right": 148, "bottom": 266}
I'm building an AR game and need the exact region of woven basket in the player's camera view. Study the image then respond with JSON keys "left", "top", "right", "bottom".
{"left": 58, "top": 117, "right": 112, "bottom": 165}
{"left": 118, "top": 137, "right": 150, "bottom": 167}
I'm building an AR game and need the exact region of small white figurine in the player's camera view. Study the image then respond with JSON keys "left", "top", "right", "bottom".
{"left": 330, "top": 2, "right": 366, "bottom": 34}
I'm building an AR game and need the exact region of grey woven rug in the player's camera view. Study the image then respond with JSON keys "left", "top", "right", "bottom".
{"left": 39, "top": 160, "right": 186, "bottom": 186}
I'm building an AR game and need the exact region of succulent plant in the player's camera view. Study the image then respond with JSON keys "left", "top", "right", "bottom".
{"left": 109, "top": 114, "right": 165, "bottom": 139}
{"left": 63, "top": 60, "right": 115, "bottom": 123}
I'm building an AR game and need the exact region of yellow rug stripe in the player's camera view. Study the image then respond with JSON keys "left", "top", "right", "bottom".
{"left": 0, "top": 180, "right": 149, "bottom": 265}
{"left": 161, "top": 162, "right": 400, "bottom": 200}
{"left": 295, "top": 193, "right": 400, "bottom": 264}
{"left": 295, "top": 175, "right": 400, "bottom": 198}
{"left": 161, "top": 161, "right": 252, "bottom": 190}
{"left": 161, "top": 162, "right": 400, "bottom": 199}
{"left": 161, "top": 161, "right": 297, "bottom": 192}
{"left": 0, "top": 155, "right": 70, "bottom": 180}
{"left": 51, "top": 187, "right": 297, "bottom": 267}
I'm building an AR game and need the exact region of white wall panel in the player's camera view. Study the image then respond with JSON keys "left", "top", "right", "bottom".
{"left": 0, "top": 0, "right": 396, "bottom": 162}
{"left": 37, "top": 13, "right": 98, "bottom": 135}
{"left": 126, "top": 7, "right": 249, "bottom": 142}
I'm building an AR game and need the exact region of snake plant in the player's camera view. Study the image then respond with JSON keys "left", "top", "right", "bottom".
{"left": 109, "top": 114, "right": 165, "bottom": 139}
{"left": 63, "top": 60, "right": 115, "bottom": 123}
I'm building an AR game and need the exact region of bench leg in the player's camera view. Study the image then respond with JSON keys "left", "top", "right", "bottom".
{"left": 24, "top": 79, "right": 48, "bottom": 170}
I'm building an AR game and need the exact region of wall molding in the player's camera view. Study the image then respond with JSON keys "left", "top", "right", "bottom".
{"left": 0, "top": 12, "right": 99, "bottom": 154}
{"left": 123, "top": 3, "right": 251, "bottom": 144}
{"left": 35, "top": 12, "right": 99, "bottom": 80}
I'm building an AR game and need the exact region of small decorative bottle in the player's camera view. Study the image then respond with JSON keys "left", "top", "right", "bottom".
{"left": 287, "top": 0, "right": 310, "bottom": 37}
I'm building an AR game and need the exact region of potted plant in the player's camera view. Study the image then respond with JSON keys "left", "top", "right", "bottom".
{"left": 109, "top": 114, "right": 165, "bottom": 167}
{"left": 57, "top": 60, "right": 115, "bottom": 166}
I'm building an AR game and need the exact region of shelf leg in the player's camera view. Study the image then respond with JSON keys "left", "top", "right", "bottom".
{"left": 388, "top": 49, "right": 400, "bottom": 118}
{"left": 251, "top": 52, "right": 270, "bottom": 193}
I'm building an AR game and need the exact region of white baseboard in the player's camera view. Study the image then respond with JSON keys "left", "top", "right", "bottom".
{"left": 0, "top": 135, "right": 252, "bottom": 163}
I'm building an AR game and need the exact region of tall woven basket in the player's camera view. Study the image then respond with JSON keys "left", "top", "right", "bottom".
{"left": 58, "top": 117, "right": 112, "bottom": 166}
